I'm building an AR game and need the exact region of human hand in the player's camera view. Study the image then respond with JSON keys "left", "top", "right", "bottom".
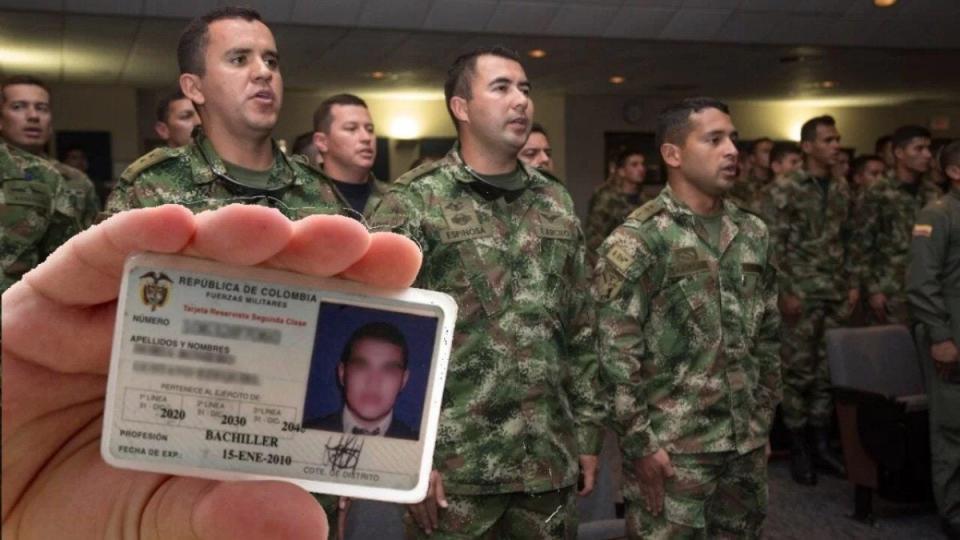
{"left": 634, "top": 449, "right": 674, "bottom": 516}
{"left": 336, "top": 497, "right": 352, "bottom": 540}
{"left": 847, "top": 288, "right": 860, "bottom": 308}
{"left": 407, "top": 470, "right": 447, "bottom": 535}
{"left": 1, "top": 204, "right": 422, "bottom": 539}
{"left": 931, "top": 340, "right": 960, "bottom": 380}
{"left": 868, "top": 293, "right": 888, "bottom": 323}
{"left": 578, "top": 454, "right": 598, "bottom": 496}
{"left": 779, "top": 294, "right": 803, "bottom": 323}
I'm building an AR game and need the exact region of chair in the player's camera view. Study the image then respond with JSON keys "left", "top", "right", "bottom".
{"left": 826, "top": 324, "right": 933, "bottom": 522}
{"left": 577, "top": 429, "right": 627, "bottom": 540}
{"left": 343, "top": 499, "right": 406, "bottom": 540}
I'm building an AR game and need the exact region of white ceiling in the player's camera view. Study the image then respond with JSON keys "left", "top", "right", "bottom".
{"left": 0, "top": 1, "right": 959, "bottom": 102}
{"left": 2, "top": 0, "right": 959, "bottom": 47}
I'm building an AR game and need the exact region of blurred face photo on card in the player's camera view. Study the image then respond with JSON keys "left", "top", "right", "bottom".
{"left": 338, "top": 324, "right": 410, "bottom": 429}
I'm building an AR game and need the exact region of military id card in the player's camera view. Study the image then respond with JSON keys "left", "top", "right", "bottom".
{"left": 102, "top": 253, "right": 456, "bottom": 503}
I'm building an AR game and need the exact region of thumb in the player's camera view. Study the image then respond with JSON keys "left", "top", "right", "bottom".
{"left": 661, "top": 459, "right": 675, "bottom": 478}
{"left": 434, "top": 472, "right": 448, "bottom": 508}
{"left": 141, "top": 478, "right": 328, "bottom": 540}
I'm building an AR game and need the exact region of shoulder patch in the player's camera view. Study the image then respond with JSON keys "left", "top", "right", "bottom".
{"left": 120, "top": 147, "right": 181, "bottom": 183}
{"left": 627, "top": 199, "right": 664, "bottom": 223}
{"left": 394, "top": 158, "right": 444, "bottom": 185}
{"left": 913, "top": 224, "right": 933, "bottom": 237}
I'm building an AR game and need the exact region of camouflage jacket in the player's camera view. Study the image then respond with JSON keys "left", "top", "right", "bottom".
{"left": 595, "top": 185, "right": 781, "bottom": 464}
{"left": 51, "top": 159, "right": 99, "bottom": 228}
{"left": 907, "top": 188, "right": 960, "bottom": 344}
{"left": 585, "top": 180, "right": 645, "bottom": 263}
{"left": 105, "top": 134, "right": 347, "bottom": 219}
{"left": 1, "top": 142, "right": 81, "bottom": 293}
{"left": 851, "top": 172, "right": 940, "bottom": 298}
{"left": 728, "top": 171, "right": 766, "bottom": 211}
{"left": 369, "top": 147, "right": 604, "bottom": 495}
{"left": 761, "top": 169, "right": 854, "bottom": 300}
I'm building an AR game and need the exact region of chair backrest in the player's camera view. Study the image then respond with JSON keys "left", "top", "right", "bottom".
{"left": 344, "top": 499, "right": 406, "bottom": 540}
{"left": 577, "top": 429, "right": 620, "bottom": 522}
{"left": 826, "top": 324, "right": 924, "bottom": 398}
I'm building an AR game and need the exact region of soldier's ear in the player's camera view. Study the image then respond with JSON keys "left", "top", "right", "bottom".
{"left": 154, "top": 121, "right": 170, "bottom": 141}
{"left": 660, "top": 143, "right": 681, "bottom": 168}
{"left": 450, "top": 96, "right": 469, "bottom": 124}
{"left": 947, "top": 163, "right": 960, "bottom": 182}
{"left": 180, "top": 73, "right": 205, "bottom": 106}
{"left": 893, "top": 145, "right": 906, "bottom": 162}
{"left": 313, "top": 131, "right": 329, "bottom": 154}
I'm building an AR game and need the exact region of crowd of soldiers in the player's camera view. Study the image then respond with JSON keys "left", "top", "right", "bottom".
{"left": 3, "top": 5, "right": 960, "bottom": 540}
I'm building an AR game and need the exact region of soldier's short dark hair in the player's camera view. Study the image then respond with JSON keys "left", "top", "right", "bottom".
{"left": 800, "top": 115, "right": 835, "bottom": 142}
{"left": 614, "top": 148, "right": 644, "bottom": 169}
{"left": 941, "top": 140, "right": 960, "bottom": 172}
{"left": 313, "top": 93, "right": 368, "bottom": 133}
{"left": 444, "top": 46, "right": 522, "bottom": 129}
{"left": 178, "top": 7, "right": 263, "bottom": 76}
{"left": 875, "top": 134, "right": 892, "bottom": 154}
{"left": 530, "top": 122, "right": 548, "bottom": 137}
{"left": 749, "top": 137, "right": 773, "bottom": 155}
{"left": 155, "top": 88, "right": 188, "bottom": 122}
{"left": 656, "top": 97, "right": 730, "bottom": 148}
{"left": 290, "top": 132, "right": 315, "bottom": 156}
{"left": 891, "top": 125, "right": 931, "bottom": 150}
{"left": 340, "top": 322, "right": 408, "bottom": 370}
{"left": 1, "top": 75, "right": 50, "bottom": 104}
{"left": 851, "top": 154, "right": 884, "bottom": 177}
{"left": 770, "top": 141, "right": 802, "bottom": 164}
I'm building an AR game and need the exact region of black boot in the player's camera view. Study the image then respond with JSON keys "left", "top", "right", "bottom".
{"left": 811, "top": 427, "right": 846, "bottom": 478}
{"left": 789, "top": 429, "right": 817, "bottom": 485}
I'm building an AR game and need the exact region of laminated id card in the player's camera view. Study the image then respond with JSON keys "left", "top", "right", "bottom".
{"left": 102, "top": 253, "right": 456, "bottom": 503}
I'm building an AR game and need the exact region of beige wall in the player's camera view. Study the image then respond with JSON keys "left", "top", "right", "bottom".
{"left": 730, "top": 100, "right": 960, "bottom": 154}
{"left": 278, "top": 89, "right": 566, "bottom": 182}
{"left": 564, "top": 94, "right": 960, "bottom": 220}
{"left": 49, "top": 81, "right": 958, "bottom": 213}
{"left": 278, "top": 91, "right": 457, "bottom": 181}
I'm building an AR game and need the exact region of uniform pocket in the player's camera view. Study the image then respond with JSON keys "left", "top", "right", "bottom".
{"left": 663, "top": 491, "right": 706, "bottom": 529}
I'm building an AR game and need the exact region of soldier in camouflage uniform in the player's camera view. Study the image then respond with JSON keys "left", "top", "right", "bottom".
{"left": 753, "top": 142, "right": 802, "bottom": 223}
{"left": 369, "top": 47, "right": 603, "bottom": 539}
{"left": 851, "top": 125, "right": 938, "bottom": 325}
{"left": 0, "top": 76, "right": 100, "bottom": 230}
{"left": 154, "top": 88, "right": 201, "bottom": 148}
{"left": 762, "top": 115, "right": 856, "bottom": 485}
{"left": 585, "top": 149, "right": 647, "bottom": 265}
{"left": 907, "top": 140, "right": 960, "bottom": 539}
{"left": 596, "top": 98, "right": 780, "bottom": 539}
{"left": 311, "top": 93, "right": 390, "bottom": 221}
{"left": 1, "top": 141, "right": 80, "bottom": 293}
{"left": 104, "top": 8, "right": 347, "bottom": 221}
{"left": 53, "top": 161, "right": 99, "bottom": 228}
{"left": 729, "top": 137, "right": 772, "bottom": 208}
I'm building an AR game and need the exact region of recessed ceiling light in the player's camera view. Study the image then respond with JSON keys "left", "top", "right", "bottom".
{"left": 821, "top": 80, "right": 836, "bottom": 88}
{"left": 371, "top": 71, "right": 386, "bottom": 79}
{"left": 528, "top": 49, "right": 546, "bottom": 59}
{"left": 874, "top": 0, "right": 897, "bottom": 7}
{"left": 609, "top": 75, "right": 625, "bottom": 84}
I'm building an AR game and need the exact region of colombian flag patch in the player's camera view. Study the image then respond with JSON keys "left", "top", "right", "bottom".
{"left": 913, "top": 224, "right": 933, "bottom": 237}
